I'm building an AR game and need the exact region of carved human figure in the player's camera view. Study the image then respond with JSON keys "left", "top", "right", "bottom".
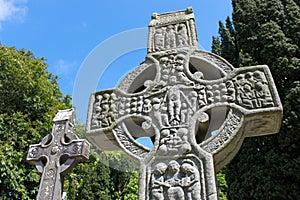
{"left": 152, "top": 97, "right": 169, "bottom": 127}
{"left": 198, "top": 90, "right": 207, "bottom": 109}
{"left": 162, "top": 129, "right": 180, "bottom": 153}
{"left": 225, "top": 81, "right": 236, "bottom": 102}
{"left": 181, "top": 160, "right": 201, "bottom": 200}
{"left": 245, "top": 72, "right": 258, "bottom": 106}
{"left": 165, "top": 25, "right": 176, "bottom": 49}
{"left": 102, "top": 93, "right": 110, "bottom": 104}
{"left": 177, "top": 128, "right": 192, "bottom": 154}
{"left": 107, "top": 104, "right": 116, "bottom": 124}
{"left": 151, "top": 163, "right": 169, "bottom": 200}
{"left": 143, "top": 99, "right": 152, "bottom": 113}
{"left": 101, "top": 104, "right": 110, "bottom": 127}
{"left": 165, "top": 76, "right": 183, "bottom": 125}
{"left": 148, "top": 75, "right": 193, "bottom": 126}
{"left": 110, "top": 93, "right": 118, "bottom": 103}
{"left": 138, "top": 96, "right": 144, "bottom": 113}
{"left": 95, "top": 95, "right": 103, "bottom": 110}
{"left": 157, "top": 129, "right": 170, "bottom": 155}
{"left": 174, "top": 54, "right": 185, "bottom": 72}
{"left": 131, "top": 97, "right": 138, "bottom": 112}
{"left": 177, "top": 23, "right": 188, "bottom": 46}
{"left": 92, "top": 95, "right": 103, "bottom": 127}
{"left": 154, "top": 28, "right": 165, "bottom": 51}
{"left": 252, "top": 71, "right": 274, "bottom": 107}
{"left": 183, "top": 91, "right": 197, "bottom": 122}
{"left": 170, "top": 129, "right": 182, "bottom": 151}
{"left": 235, "top": 74, "right": 253, "bottom": 108}
{"left": 241, "top": 83, "right": 254, "bottom": 107}
{"left": 165, "top": 160, "right": 185, "bottom": 200}
{"left": 160, "top": 56, "right": 171, "bottom": 69}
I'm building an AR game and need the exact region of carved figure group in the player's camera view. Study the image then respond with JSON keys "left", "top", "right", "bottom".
{"left": 159, "top": 54, "right": 186, "bottom": 77}
{"left": 233, "top": 71, "right": 274, "bottom": 109}
{"left": 92, "top": 92, "right": 118, "bottom": 128}
{"left": 154, "top": 23, "right": 189, "bottom": 51}
{"left": 199, "top": 70, "right": 274, "bottom": 110}
{"left": 151, "top": 160, "right": 202, "bottom": 200}
{"left": 157, "top": 128, "right": 191, "bottom": 155}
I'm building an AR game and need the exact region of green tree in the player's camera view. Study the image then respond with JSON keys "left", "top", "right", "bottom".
{"left": 123, "top": 171, "right": 138, "bottom": 200}
{"left": 213, "top": 0, "right": 300, "bottom": 199}
{"left": 0, "top": 45, "right": 71, "bottom": 199}
{"left": 65, "top": 150, "right": 138, "bottom": 200}
{"left": 216, "top": 169, "right": 228, "bottom": 200}
{"left": 219, "top": 17, "right": 239, "bottom": 67}
{"left": 65, "top": 150, "right": 112, "bottom": 200}
{"left": 64, "top": 123, "right": 138, "bottom": 200}
{"left": 103, "top": 151, "right": 138, "bottom": 200}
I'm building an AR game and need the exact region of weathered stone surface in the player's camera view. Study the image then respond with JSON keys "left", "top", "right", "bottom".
{"left": 27, "top": 108, "right": 90, "bottom": 200}
{"left": 86, "top": 8, "right": 282, "bottom": 200}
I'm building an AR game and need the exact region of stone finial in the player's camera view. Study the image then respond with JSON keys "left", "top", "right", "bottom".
{"left": 148, "top": 8, "right": 198, "bottom": 53}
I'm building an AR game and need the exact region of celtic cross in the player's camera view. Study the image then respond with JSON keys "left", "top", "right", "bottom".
{"left": 27, "top": 108, "right": 90, "bottom": 200}
{"left": 86, "top": 8, "right": 282, "bottom": 200}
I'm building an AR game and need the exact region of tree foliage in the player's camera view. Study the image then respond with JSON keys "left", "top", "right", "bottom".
{"left": 64, "top": 150, "right": 139, "bottom": 200}
{"left": 64, "top": 123, "right": 139, "bottom": 200}
{"left": 0, "top": 45, "right": 71, "bottom": 199}
{"left": 0, "top": 44, "right": 139, "bottom": 199}
{"left": 212, "top": 0, "right": 300, "bottom": 199}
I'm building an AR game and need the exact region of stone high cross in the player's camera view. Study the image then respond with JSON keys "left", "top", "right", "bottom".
{"left": 27, "top": 108, "right": 90, "bottom": 200}
{"left": 86, "top": 8, "right": 282, "bottom": 200}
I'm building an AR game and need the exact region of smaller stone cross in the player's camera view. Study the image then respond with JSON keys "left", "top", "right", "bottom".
{"left": 27, "top": 108, "right": 90, "bottom": 200}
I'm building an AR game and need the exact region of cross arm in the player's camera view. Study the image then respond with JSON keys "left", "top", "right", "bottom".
{"left": 86, "top": 88, "right": 154, "bottom": 155}
{"left": 203, "top": 65, "right": 282, "bottom": 136}
{"left": 197, "top": 65, "right": 282, "bottom": 170}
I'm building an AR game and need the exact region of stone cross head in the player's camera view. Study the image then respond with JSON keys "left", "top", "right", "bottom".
{"left": 86, "top": 8, "right": 282, "bottom": 200}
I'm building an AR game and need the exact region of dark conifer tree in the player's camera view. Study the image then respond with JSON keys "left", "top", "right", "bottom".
{"left": 213, "top": 0, "right": 300, "bottom": 199}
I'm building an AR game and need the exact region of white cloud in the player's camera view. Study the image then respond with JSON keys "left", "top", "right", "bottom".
{"left": 51, "top": 59, "right": 78, "bottom": 95}
{"left": 53, "top": 59, "right": 77, "bottom": 76}
{"left": 0, "top": 0, "right": 27, "bottom": 27}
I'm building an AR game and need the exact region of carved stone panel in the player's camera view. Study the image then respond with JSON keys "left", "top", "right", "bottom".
{"left": 148, "top": 7, "right": 198, "bottom": 53}
{"left": 148, "top": 156, "right": 204, "bottom": 200}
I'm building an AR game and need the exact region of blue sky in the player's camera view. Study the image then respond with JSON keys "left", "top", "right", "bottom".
{"left": 0, "top": 0, "right": 232, "bottom": 122}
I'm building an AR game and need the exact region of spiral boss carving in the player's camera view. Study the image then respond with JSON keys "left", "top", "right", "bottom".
{"left": 27, "top": 108, "right": 90, "bottom": 200}
{"left": 86, "top": 8, "right": 282, "bottom": 200}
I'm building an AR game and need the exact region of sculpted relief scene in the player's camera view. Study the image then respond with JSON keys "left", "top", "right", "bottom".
{"left": 153, "top": 23, "right": 189, "bottom": 51}
{"left": 151, "top": 159, "right": 203, "bottom": 200}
